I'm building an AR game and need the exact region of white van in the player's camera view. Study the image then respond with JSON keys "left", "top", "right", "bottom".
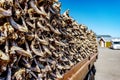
{"left": 111, "top": 39, "right": 120, "bottom": 49}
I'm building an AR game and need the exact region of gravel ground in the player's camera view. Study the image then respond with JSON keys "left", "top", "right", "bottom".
{"left": 95, "top": 47, "right": 120, "bottom": 80}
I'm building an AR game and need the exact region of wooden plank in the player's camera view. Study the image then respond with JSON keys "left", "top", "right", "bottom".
{"left": 60, "top": 58, "right": 88, "bottom": 80}
{"left": 69, "top": 59, "right": 90, "bottom": 80}
{"left": 70, "top": 53, "right": 98, "bottom": 80}
{"left": 58, "top": 53, "right": 98, "bottom": 80}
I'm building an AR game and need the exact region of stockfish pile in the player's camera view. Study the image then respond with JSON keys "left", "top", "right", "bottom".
{"left": 0, "top": 0, "right": 98, "bottom": 80}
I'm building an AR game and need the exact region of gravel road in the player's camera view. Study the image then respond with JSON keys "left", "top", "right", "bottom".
{"left": 95, "top": 47, "right": 120, "bottom": 80}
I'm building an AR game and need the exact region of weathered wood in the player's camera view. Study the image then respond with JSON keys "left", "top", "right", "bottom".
{"left": 58, "top": 53, "right": 98, "bottom": 80}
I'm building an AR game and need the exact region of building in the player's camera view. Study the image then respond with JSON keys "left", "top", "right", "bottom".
{"left": 96, "top": 35, "right": 112, "bottom": 47}
{"left": 99, "top": 37, "right": 112, "bottom": 47}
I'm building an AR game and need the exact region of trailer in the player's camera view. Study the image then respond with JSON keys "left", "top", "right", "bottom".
{"left": 58, "top": 53, "right": 98, "bottom": 80}
{"left": 0, "top": 0, "right": 98, "bottom": 80}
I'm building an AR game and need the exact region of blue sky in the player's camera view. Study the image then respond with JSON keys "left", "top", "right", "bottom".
{"left": 59, "top": 0, "right": 120, "bottom": 37}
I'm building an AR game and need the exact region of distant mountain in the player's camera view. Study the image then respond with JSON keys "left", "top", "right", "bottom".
{"left": 96, "top": 35, "right": 112, "bottom": 38}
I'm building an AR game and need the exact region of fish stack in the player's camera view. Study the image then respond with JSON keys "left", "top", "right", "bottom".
{"left": 0, "top": 0, "right": 98, "bottom": 80}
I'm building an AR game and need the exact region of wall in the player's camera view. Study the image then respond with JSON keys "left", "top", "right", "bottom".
{"left": 105, "top": 42, "right": 112, "bottom": 48}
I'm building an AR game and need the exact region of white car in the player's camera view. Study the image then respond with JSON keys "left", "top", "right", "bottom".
{"left": 111, "top": 39, "right": 120, "bottom": 49}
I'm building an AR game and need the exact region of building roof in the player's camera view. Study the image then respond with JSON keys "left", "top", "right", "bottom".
{"left": 99, "top": 37, "right": 120, "bottom": 42}
{"left": 97, "top": 35, "right": 112, "bottom": 41}
{"left": 98, "top": 37, "right": 112, "bottom": 42}
{"left": 99, "top": 37, "right": 112, "bottom": 42}
{"left": 97, "top": 35, "right": 120, "bottom": 42}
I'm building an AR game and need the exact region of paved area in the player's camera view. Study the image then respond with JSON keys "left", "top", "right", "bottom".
{"left": 95, "top": 47, "right": 120, "bottom": 80}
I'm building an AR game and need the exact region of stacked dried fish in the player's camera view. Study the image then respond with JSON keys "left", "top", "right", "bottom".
{"left": 0, "top": 0, "right": 98, "bottom": 80}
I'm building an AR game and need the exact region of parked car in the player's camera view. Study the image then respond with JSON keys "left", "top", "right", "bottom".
{"left": 111, "top": 39, "right": 120, "bottom": 49}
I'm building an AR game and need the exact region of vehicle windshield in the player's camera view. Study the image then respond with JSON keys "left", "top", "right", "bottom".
{"left": 113, "top": 42, "right": 120, "bottom": 44}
